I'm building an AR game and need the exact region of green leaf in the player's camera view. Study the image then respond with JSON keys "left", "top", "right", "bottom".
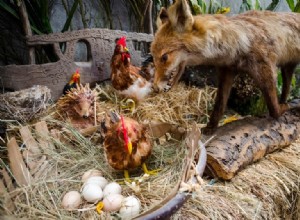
{"left": 255, "top": 0, "right": 262, "bottom": 10}
{"left": 190, "top": 0, "right": 202, "bottom": 14}
{"left": 294, "top": 1, "right": 300, "bottom": 12}
{"left": 266, "top": 0, "right": 280, "bottom": 11}
{"left": 61, "top": 0, "right": 80, "bottom": 32}
{"left": 286, "top": 0, "right": 295, "bottom": 11}
{"left": 0, "top": 1, "right": 19, "bottom": 19}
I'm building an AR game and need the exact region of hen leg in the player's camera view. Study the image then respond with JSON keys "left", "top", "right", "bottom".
{"left": 124, "top": 170, "right": 131, "bottom": 182}
{"left": 142, "top": 163, "right": 160, "bottom": 175}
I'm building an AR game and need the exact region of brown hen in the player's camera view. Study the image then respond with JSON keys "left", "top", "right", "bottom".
{"left": 110, "top": 37, "right": 152, "bottom": 102}
{"left": 103, "top": 112, "right": 156, "bottom": 181}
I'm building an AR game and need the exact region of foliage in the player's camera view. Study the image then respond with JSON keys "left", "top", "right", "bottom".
{"left": 10, "top": 0, "right": 79, "bottom": 34}
{"left": 0, "top": 0, "right": 79, "bottom": 64}
{"left": 189, "top": 0, "right": 230, "bottom": 15}
{"left": 96, "top": 0, "right": 113, "bottom": 29}
{"left": 277, "top": 67, "right": 300, "bottom": 100}
{"left": 286, "top": 0, "right": 300, "bottom": 12}
{"left": 122, "top": 0, "right": 170, "bottom": 33}
{"left": 239, "top": 0, "right": 281, "bottom": 12}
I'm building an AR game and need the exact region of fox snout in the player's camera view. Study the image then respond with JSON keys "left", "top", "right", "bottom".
{"left": 82, "top": 114, "right": 89, "bottom": 119}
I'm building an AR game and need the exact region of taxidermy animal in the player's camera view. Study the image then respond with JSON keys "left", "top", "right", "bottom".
{"left": 63, "top": 69, "right": 81, "bottom": 95}
{"left": 151, "top": 0, "right": 300, "bottom": 134}
{"left": 56, "top": 84, "right": 99, "bottom": 130}
{"left": 140, "top": 54, "right": 155, "bottom": 82}
{"left": 110, "top": 36, "right": 153, "bottom": 102}
{"left": 103, "top": 112, "right": 157, "bottom": 181}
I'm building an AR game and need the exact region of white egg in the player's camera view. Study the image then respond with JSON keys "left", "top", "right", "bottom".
{"left": 82, "top": 169, "right": 103, "bottom": 182}
{"left": 103, "top": 194, "right": 124, "bottom": 212}
{"left": 61, "top": 191, "right": 82, "bottom": 210}
{"left": 81, "top": 183, "right": 103, "bottom": 203}
{"left": 85, "top": 176, "right": 108, "bottom": 189}
{"left": 119, "top": 196, "right": 141, "bottom": 219}
{"left": 103, "top": 182, "right": 122, "bottom": 197}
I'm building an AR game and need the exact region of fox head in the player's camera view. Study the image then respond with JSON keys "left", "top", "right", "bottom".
{"left": 151, "top": 0, "right": 206, "bottom": 92}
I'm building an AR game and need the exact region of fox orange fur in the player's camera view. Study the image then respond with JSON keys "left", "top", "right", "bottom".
{"left": 151, "top": 0, "right": 300, "bottom": 134}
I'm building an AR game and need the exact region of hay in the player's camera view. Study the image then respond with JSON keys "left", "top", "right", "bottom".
{"left": 0, "top": 85, "right": 52, "bottom": 123}
{"left": 1, "top": 83, "right": 299, "bottom": 219}
{"left": 95, "top": 82, "right": 217, "bottom": 126}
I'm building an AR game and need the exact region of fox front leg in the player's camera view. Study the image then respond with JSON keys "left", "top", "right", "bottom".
{"left": 203, "top": 67, "right": 236, "bottom": 135}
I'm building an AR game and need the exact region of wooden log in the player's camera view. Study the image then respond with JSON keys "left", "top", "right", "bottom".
{"left": 204, "top": 108, "right": 300, "bottom": 180}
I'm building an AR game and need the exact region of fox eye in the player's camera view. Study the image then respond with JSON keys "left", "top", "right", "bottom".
{"left": 161, "top": 53, "right": 168, "bottom": 63}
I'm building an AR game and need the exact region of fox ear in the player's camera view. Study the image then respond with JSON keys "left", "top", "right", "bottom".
{"left": 156, "top": 7, "right": 169, "bottom": 29}
{"left": 168, "top": 0, "right": 194, "bottom": 32}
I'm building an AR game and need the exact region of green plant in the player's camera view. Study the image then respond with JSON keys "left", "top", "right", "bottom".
{"left": 286, "top": 0, "right": 300, "bottom": 12}
{"left": 97, "top": 0, "right": 113, "bottom": 29}
{"left": 189, "top": 0, "right": 230, "bottom": 15}
{"left": 239, "top": 0, "right": 281, "bottom": 12}
{"left": 0, "top": 0, "right": 80, "bottom": 64}
{"left": 277, "top": 67, "right": 300, "bottom": 101}
{"left": 121, "top": 0, "right": 155, "bottom": 33}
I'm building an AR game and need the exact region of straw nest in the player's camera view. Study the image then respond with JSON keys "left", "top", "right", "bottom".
{"left": 1, "top": 83, "right": 299, "bottom": 219}
{"left": 0, "top": 85, "right": 52, "bottom": 123}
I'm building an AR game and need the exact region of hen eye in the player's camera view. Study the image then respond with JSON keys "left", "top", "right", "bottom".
{"left": 161, "top": 53, "right": 168, "bottom": 63}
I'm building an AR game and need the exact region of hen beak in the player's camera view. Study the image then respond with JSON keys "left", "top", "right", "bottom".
{"left": 127, "top": 140, "right": 132, "bottom": 155}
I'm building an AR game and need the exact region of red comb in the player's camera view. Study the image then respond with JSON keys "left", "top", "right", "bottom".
{"left": 121, "top": 115, "right": 129, "bottom": 151}
{"left": 117, "top": 36, "right": 127, "bottom": 47}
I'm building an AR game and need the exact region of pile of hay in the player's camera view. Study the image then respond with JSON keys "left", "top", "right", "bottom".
{"left": 95, "top": 83, "right": 217, "bottom": 126}
{"left": 1, "top": 83, "right": 299, "bottom": 219}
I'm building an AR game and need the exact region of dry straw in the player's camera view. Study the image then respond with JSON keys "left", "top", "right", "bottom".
{"left": 1, "top": 83, "right": 299, "bottom": 219}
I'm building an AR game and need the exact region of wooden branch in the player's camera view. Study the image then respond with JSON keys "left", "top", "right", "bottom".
{"left": 18, "top": 1, "right": 35, "bottom": 64}
{"left": 148, "top": 0, "right": 153, "bottom": 34}
{"left": 205, "top": 108, "right": 300, "bottom": 180}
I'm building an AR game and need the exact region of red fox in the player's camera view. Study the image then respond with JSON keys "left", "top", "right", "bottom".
{"left": 151, "top": 0, "right": 300, "bottom": 134}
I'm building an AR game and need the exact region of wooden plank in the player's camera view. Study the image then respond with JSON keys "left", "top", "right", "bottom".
{"left": 0, "top": 179, "right": 15, "bottom": 213}
{"left": 30, "top": 155, "right": 47, "bottom": 176}
{"left": 7, "top": 137, "right": 32, "bottom": 186}
{"left": 19, "top": 126, "right": 41, "bottom": 155}
{"left": 22, "top": 149, "right": 37, "bottom": 170}
{"left": 35, "top": 121, "right": 55, "bottom": 150}
{"left": 1, "top": 169, "right": 14, "bottom": 192}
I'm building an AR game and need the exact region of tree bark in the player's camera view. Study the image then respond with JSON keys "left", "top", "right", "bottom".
{"left": 205, "top": 106, "right": 300, "bottom": 180}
